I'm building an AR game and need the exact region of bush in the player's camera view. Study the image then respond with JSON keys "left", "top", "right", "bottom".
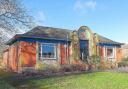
{"left": 85, "top": 55, "right": 100, "bottom": 70}
{"left": 100, "top": 60, "right": 112, "bottom": 70}
{"left": 61, "top": 65, "right": 73, "bottom": 72}
{"left": 118, "top": 61, "right": 128, "bottom": 67}
{"left": 61, "top": 64, "right": 88, "bottom": 72}
{"left": 121, "top": 57, "right": 128, "bottom": 61}
{"left": 118, "top": 58, "right": 128, "bottom": 67}
{"left": 100, "top": 60, "right": 117, "bottom": 70}
{"left": 36, "top": 61, "right": 61, "bottom": 75}
{"left": 71, "top": 64, "right": 87, "bottom": 71}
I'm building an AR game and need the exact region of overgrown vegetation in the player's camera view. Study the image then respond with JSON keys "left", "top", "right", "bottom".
{"left": 85, "top": 55, "right": 100, "bottom": 70}
{"left": 100, "top": 60, "right": 117, "bottom": 70}
{"left": 83, "top": 55, "right": 117, "bottom": 70}
{"left": 118, "top": 57, "right": 128, "bottom": 67}
{"left": 22, "top": 55, "right": 118, "bottom": 76}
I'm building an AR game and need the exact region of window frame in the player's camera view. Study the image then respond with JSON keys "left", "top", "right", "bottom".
{"left": 106, "top": 46, "right": 115, "bottom": 59}
{"left": 40, "top": 43, "right": 57, "bottom": 60}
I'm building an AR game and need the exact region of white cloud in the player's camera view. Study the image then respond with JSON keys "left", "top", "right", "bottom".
{"left": 74, "top": 0, "right": 97, "bottom": 14}
{"left": 35, "top": 11, "right": 46, "bottom": 25}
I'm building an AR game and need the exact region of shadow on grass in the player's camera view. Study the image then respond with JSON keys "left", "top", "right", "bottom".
{"left": 0, "top": 70, "right": 16, "bottom": 89}
{"left": 0, "top": 70, "right": 98, "bottom": 89}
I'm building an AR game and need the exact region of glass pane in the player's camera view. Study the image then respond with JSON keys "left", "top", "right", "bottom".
{"left": 107, "top": 48, "right": 113, "bottom": 58}
{"left": 42, "top": 44, "right": 56, "bottom": 59}
{"left": 38, "top": 43, "right": 42, "bottom": 60}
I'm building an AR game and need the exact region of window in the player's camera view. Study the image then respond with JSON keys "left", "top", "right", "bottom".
{"left": 41, "top": 43, "right": 57, "bottom": 59}
{"left": 106, "top": 47, "right": 114, "bottom": 59}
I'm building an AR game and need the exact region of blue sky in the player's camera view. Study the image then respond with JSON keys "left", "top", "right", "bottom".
{"left": 22, "top": 0, "right": 128, "bottom": 43}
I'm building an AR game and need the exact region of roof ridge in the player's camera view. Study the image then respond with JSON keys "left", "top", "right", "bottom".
{"left": 35, "top": 26, "right": 72, "bottom": 31}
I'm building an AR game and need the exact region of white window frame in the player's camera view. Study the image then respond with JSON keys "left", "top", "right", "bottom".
{"left": 106, "top": 46, "right": 115, "bottom": 59}
{"left": 40, "top": 43, "right": 57, "bottom": 60}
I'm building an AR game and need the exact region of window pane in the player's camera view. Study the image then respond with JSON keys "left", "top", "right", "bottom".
{"left": 42, "top": 44, "right": 56, "bottom": 59}
{"left": 107, "top": 48, "right": 114, "bottom": 58}
{"left": 38, "top": 43, "right": 41, "bottom": 60}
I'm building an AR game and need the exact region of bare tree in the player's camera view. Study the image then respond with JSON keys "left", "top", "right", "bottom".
{"left": 0, "top": 0, "right": 34, "bottom": 33}
{"left": 0, "top": 0, "right": 34, "bottom": 57}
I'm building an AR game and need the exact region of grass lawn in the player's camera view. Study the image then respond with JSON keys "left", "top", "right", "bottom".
{"left": 1, "top": 72, "right": 128, "bottom": 89}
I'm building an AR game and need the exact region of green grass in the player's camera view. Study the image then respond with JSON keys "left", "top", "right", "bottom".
{"left": 1, "top": 71, "right": 128, "bottom": 89}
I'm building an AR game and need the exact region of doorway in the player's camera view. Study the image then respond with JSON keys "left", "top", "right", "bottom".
{"left": 79, "top": 40, "right": 89, "bottom": 60}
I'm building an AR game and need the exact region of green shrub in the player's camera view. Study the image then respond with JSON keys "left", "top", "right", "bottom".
{"left": 71, "top": 64, "right": 87, "bottom": 71}
{"left": 60, "top": 64, "right": 88, "bottom": 72}
{"left": 121, "top": 57, "right": 128, "bottom": 61}
{"left": 100, "top": 60, "right": 112, "bottom": 70}
{"left": 61, "top": 65, "right": 73, "bottom": 72}
{"left": 118, "top": 61, "right": 128, "bottom": 67}
{"left": 85, "top": 55, "right": 100, "bottom": 70}
{"left": 35, "top": 61, "right": 61, "bottom": 74}
{"left": 118, "top": 57, "right": 128, "bottom": 67}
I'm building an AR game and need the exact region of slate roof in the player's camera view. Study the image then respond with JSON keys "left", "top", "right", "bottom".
{"left": 23, "top": 26, "right": 71, "bottom": 40}
{"left": 6, "top": 26, "right": 123, "bottom": 45}
{"left": 96, "top": 34, "right": 122, "bottom": 45}
{"left": 6, "top": 26, "right": 72, "bottom": 45}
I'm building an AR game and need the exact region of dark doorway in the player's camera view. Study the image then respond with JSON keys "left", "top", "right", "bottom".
{"left": 79, "top": 40, "right": 89, "bottom": 60}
